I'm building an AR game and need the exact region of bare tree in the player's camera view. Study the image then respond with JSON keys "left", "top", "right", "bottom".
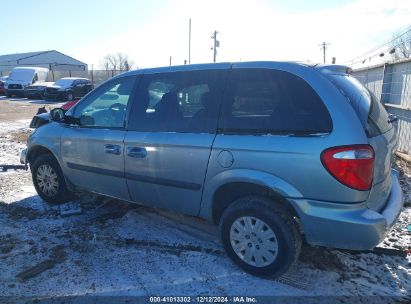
{"left": 390, "top": 29, "right": 411, "bottom": 60}
{"left": 100, "top": 53, "right": 134, "bottom": 71}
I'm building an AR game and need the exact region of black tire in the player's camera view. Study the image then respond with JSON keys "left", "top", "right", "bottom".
{"left": 66, "top": 91, "right": 74, "bottom": 101}
{"left": 6, "top": 92, "right": 12, "bottom": 98}
{"left": 219, "top": 196, "right": 301, "bottom": 278}
{"left": 31, "top": 154, "right": 73, "bottom": 204}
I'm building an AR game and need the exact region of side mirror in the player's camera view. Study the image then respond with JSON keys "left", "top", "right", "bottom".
{"left": 50, "top": 108, "right": 65, "bottom": 122}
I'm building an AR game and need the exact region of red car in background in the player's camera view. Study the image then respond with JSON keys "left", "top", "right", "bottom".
{"left": 61, "top": 99, "right": 80, "bottom": 111}
{"left": 30, "top": 99, "right": 80, "bottom": 129}
{"left": 0, "top": 76, "right": 8, "bottom": 95}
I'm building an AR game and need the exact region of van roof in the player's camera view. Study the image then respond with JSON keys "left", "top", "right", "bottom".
{"left": 119, "top": 61, "right": 351, "bottom": 78}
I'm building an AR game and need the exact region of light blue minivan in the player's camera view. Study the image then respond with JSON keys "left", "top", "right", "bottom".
{"left": 22, "top": 62, "right": 403, "bottom": 277}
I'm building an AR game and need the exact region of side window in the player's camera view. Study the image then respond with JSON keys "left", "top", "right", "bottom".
{"left": 178, "top": 84, "right": 210, "bottom": 118}
{"left": 128, "top": 69, "right": 228, "bottom": 133}
{"left": 72, "top": 77, "right": 136, "bottom": 128}
{"left": 219, "top": 69, "right": 332, "bottom": 134}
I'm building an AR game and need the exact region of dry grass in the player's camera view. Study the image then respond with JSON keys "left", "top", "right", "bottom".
{"left": 8, "top": 131, "right": 31, "bottom": 143}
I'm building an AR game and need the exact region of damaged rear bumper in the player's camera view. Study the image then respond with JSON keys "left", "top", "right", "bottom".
{"left": 289, "top": 169, "right": 403, "bottom": 250}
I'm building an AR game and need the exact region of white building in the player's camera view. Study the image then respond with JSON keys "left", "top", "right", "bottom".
{"left": 0, "top": 50, "right": 87, "bottom": 74}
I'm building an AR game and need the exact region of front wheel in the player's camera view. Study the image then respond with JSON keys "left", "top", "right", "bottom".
{"left": 66, "top": 91, "right": 74, "bottom": 101}
{"left": 31, "top": 154, "right": 73, "bottom": 204}
{"left": 220, "top": 196, "right": 301, "bottom": 278}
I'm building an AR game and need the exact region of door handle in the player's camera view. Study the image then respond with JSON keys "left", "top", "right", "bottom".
{"left": 104, "top": 144, "right": 121, "bottom": 155}
{"left": 127, "top": 147, "right": 147, "bottom": 158}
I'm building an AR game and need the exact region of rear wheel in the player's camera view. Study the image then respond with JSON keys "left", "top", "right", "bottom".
{"left": 31, "top": 154, "right": 73, "bottom": 204}
{"left": 220, "top": 196, "right": 301, "bottom": 278}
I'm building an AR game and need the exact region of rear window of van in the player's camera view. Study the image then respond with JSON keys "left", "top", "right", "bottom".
{"left": 329, "top": 75, "right": 391, "bottom": 137}
{"left": 219, "top": 68, "right": 333, "bottom": 135}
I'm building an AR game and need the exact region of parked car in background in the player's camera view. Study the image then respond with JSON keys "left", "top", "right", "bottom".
{"left": 0, "top": 76, "right": 8, "bottom": 95}
{"left": 5, "top": 67, "right": 49, "bottom": 97}
{"left": 44, "top": 77, "right": 93, "bottom": 101}
{"left": 21, "top": 62, "right": 403, "bottom": 279}
{"left": 29, "top": 99, "right": 80, "bottom": 129}
{"left": 24, "top": 82, "right": 54, "bottom": 99}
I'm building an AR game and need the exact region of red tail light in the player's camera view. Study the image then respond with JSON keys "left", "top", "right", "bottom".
{"left": 321, "top": 145, "right": 375, "bottom": 191}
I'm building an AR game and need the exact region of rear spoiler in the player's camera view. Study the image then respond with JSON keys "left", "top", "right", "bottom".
{"left": 315, "top": 64, "right": 353, "bottom": 75}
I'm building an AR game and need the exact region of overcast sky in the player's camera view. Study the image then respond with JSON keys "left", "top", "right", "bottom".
{"left": 2, "top": 0, "right": 410, "bottom": 69}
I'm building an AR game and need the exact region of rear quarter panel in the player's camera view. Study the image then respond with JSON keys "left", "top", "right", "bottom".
{"left": 200, "top": 62, "right": 371, "bottom": 220}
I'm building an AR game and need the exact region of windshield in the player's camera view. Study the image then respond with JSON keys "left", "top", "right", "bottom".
{"left": 54, "top": 79, "right": 74, "bottom": 86}
{"left": 8, "top": 69, "right": 35, "bottom": 82}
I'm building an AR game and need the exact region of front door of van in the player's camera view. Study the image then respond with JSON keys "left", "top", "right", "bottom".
{"left": 124, "top": 68, "right": 229, "bottom": 215}
{"left": 60, "top": 76, "right": 138, "bottom": 200}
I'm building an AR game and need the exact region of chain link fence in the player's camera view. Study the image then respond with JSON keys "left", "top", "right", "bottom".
{"left": 353, "top": 59, "right": 411, "bottom": 156}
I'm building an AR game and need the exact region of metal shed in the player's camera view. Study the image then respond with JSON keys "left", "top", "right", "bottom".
{"left": 0, "top": 50, "right": 87, "bottom": 74}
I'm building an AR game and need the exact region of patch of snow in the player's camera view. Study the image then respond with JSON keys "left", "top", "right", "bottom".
{"left": 0, "top": 118, "right": 410, "bottom": 299}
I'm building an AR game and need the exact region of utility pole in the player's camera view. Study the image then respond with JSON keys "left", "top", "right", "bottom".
{"left": 169, "top": 56, "right": 172, "bottom": 66}
{"left": 211, "top": 30, "right": 219, "bottom": 63}
{"left": 188, "top": 18, "right": 191, "bottom": 64}
{"left": 319, "top": 41, "right": 330, "bottom": 63}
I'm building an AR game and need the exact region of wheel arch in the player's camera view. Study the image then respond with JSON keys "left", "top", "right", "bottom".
{"left": 27, "top": 145, "right": 57, "bottom": 165}
{"left": 211, "top": 182, "right": 301, "bottom": 226}
{"left": 201, "top": 169, "right": 303, "bottom": 226}
{"left": 27, "top": 145, "right": 76, "bottom": 192}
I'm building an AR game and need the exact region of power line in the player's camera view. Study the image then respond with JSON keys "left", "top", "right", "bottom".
{"left": 345, "top": 25, "right": 411, "bottom": 64}
{"left": 349, "top": 35, "right": 410, "bottom": 66}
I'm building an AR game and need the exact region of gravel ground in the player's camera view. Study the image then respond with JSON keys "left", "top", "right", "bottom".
{"left": 0, "top": 105, "right": 410, "bottom": 303}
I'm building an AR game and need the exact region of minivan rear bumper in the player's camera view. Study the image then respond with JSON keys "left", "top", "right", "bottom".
{"left": 290, "top": 169, "right": 403, "bottom": 250}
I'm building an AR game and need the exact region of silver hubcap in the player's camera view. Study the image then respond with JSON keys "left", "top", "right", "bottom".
{"left": 230, "top": 216, "right": 278, "bottom": 267}
{"left": 36, "top": 164, "right": 59, "bottom": 197}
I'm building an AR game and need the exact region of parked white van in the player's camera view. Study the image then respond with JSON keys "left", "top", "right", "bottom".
{"left": 5, "top": 67, "right": 49, "bottom": 97}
